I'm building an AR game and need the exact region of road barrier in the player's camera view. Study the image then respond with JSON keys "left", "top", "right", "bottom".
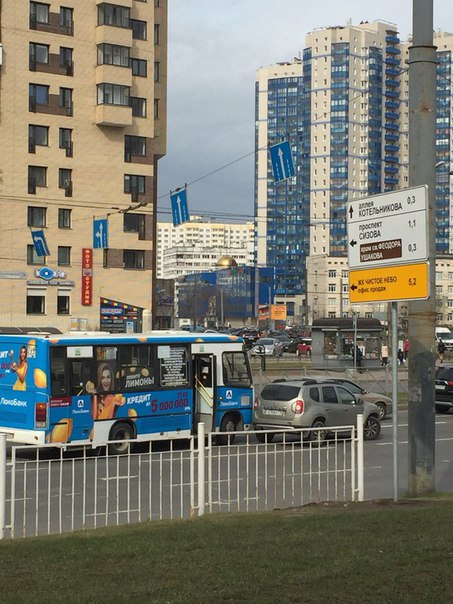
{"left": 0, "top": 420, "right": 364, "bottom": 539}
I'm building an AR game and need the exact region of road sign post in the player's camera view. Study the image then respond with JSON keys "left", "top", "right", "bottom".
{"left": 347, "top": 185, "right": 430, "bottom": 504}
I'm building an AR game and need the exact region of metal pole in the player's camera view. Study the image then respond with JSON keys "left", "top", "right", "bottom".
{"left": 197, "top": 422, "right": 205, "bottom": 516}
{"left": 392, "top": 302, "right": 399, "bottom": 502}
{"left": 353, "top": 311, "right": 358, "bottom": 370}
{"left": 0, "top": 433, "right": 6, "bottom": 539}
{"left": 356, "top": 414, "right": 364, "bottom": 502}
{"left": 254, "top": 262, "right": 260, "bottom": 328}
{"left": 407, "top": 0, "right": 436, "bottom": 496}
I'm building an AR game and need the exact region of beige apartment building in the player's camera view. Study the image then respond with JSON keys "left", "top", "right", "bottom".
{"left": 0, "top": 0, "right": 167, "bottom": 331}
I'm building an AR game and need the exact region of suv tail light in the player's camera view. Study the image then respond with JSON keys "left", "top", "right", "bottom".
{"left": 294, "top": 399, "right": 304, "bottom": 414}
{"left": 254, "top": 396, "right": 260, "bottom": 410}
{"left": 35, "top": 402, "right": 47, "bottom": 428}
{"left": 447, "top": 381, "right": 453, "bottom": 386}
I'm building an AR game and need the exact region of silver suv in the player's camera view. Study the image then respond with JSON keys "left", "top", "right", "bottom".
{"left": 253, "top": 379, "right": 381, "bottom": 442}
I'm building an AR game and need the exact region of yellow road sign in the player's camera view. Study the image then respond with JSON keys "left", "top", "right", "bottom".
{"left": 349, "top": 262, "right": 429, "bottom": 303}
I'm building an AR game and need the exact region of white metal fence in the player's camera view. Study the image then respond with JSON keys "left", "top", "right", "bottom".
{"left": 0, "top": 417, "right": 364, "bottom": 540}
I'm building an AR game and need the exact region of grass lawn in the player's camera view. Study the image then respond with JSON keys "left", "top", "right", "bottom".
{"left": 1, "top": 498, "right": 452, "bottom": 603}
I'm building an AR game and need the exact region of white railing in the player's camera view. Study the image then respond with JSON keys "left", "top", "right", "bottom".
{"left": 0, "top": 417, "right": 364, "bottom": 540}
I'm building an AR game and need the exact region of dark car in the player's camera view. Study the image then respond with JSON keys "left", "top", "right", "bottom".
{"left": 242, "top": 329, "right": 261, "bottom": 349}
{"left": 435, "top": 365, "right": 453, "bottom": 413}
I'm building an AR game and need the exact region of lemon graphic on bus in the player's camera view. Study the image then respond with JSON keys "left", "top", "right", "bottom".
{"left": 33, "top": 368, "right": 47, "bottom": 389}
{"left": 48, "top": 419, "right": 73, "bottom": 443}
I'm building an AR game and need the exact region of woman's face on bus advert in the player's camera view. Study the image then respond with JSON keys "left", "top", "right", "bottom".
{"left": 100, "top": 368, "right": 112, "bottom": 391}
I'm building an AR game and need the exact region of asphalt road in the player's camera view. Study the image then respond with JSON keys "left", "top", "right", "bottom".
{"left": 365, "top": 408, "right": 453, "bottom": 499}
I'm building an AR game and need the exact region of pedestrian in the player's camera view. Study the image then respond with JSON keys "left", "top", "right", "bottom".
{"left": 355, "top": 345, "right": 363, "bottom": 369}
{"left": 380, "top": 343, "right": 389, "bottom": 366}
{"left": 403, "top": 338, "right": 409, "bottom": 361}
{"left": 398, "top": 348, "right": 404, "bottom": 365}
{"left": 438, "top": 338, "right": 446, "bottom": 364}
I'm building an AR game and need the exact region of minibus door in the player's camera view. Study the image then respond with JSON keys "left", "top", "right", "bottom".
{"left": 193, "top": 354, "right": 215, "bottom": 432}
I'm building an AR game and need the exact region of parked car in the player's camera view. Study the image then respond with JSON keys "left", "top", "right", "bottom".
{"left": 295, "top": 338, "right": 312, "bottom": 357}
{"left": 242, "top": 329, "right": 261, "bottom": 349}
{"left": 250, "top": 337, "right": 284, "bottom": 357}
{"left": 253, "top": 379, "right": 381, "bottom": 443}
{"left": 435, "top": 365, "right": 453, "bottom": 413}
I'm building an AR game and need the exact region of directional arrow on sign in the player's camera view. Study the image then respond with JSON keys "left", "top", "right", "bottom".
{"left": 350, "top": 239, "right": 357, "bottom": 247}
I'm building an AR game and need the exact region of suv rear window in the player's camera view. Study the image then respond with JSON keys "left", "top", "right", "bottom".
{"left": 436, "top": 367, "right": 453, "bottom": 380}
{"left": 261, "top": 384, "right": 300, "bottom": 401}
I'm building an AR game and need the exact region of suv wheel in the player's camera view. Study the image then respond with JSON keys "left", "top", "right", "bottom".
{"left": 307, "top": 419, "right": 326, "bottom": 445}
{"left": 436, "top": 404, "right": 450, "bottom": 414}
{"left": 364, "top": 416, "right": 381, "bottom": 440}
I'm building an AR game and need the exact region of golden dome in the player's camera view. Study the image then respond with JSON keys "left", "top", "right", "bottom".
{"left": 216, "top": 256, "right": 238, "bottom": 268}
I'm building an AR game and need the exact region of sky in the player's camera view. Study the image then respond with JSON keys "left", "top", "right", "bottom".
{"left": 157, "top": 1, "right": 452, "bottom": 222}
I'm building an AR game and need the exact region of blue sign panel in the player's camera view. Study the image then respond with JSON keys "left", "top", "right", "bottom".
{"left": 31, "top": 230, "right": 50, "bottom": 257}
{"left": 269, "top": 141, "right": 295, "bottom": 182}
{"left": 93, "top": 218, "right": 108, "bottom": 249}
{"left": 170, "top": 189, "right": 190, "bottom": 227}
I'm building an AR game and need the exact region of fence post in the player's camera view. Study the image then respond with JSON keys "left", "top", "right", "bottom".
{"left": 356, "top": 414, "right": 364, "bottom": 502}
{"left": 197, "top": 422, "right": 205, "bottom": 516}
{"left": 0, "top": 433, "right": 6, "bottom": 539}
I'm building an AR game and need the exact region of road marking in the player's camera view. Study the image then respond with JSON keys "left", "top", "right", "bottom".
{"left": 377, "top": 436, "right": 453, "bottom": 446}
{"left": 381, "top": 421, "right": 447, "bottom": 429}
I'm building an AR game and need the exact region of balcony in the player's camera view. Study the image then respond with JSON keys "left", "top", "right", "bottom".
{"left": 95, "top": 64, "right": 132, "bottom": 87}
{"left": 385, "top": 56, "right": 400, "bottom": 66}
{"left": 386, "top": 46, "right": 401, "bottom": 55}
{"left": 96, "top": 104, "right": 132, "bottom": 127}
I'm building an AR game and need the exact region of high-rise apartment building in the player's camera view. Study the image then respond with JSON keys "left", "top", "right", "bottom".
{"left": 0, "top": 1, "right": 167, "bottom": 331}
{"left": 255, "top": 21, "right": 453, "bottom": 321}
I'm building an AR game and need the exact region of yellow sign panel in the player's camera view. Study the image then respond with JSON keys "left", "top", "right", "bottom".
{"left": 349, "top": 262, "right": 429, "bottom": 303}
{"left": 270, "top": 304, "right": 287, "bottom": 320}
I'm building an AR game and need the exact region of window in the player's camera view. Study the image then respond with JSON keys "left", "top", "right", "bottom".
{"left": 59, "top": 88, "right": 73, "bottom": 112}
{"left": 60, "top": 47, "right": 73, "bottom": 68}
{"left": 118, "top": 344, "right": 156, "bottom": 391}
{"left": 328, "top": 269, "right": 337, "bottom": 278}
{"left": 154, "top": 61, "right": 160, "bottom": 82}
{"left": 28, "top": 167, "right": 47, "bottom": 193}
{"left": 222, "top": 352, "right": 251, "bottom": 387}
{"left": 27, "top": 244, "right": 45, "bottom": 265}
{"left": 26, "top": 288, "right": 46, "bottom": 314}
{"left": 60, "top": 7, "right": 73, "bottom": 30}
{"left": 58, "top": 208, "right": 72, "bottom": 228}
{"left": 29, "top": 83, "right": 49, "bottom": 107}
{"left": 158, "top": 345, "right": 190, "bottom": 388}
{"left": 58, "top": 246, "right": 71, "bottom": 266}
{"left": 124, "top": 135, "right": 146, "bottom": 159}
{"left": 59, "top": 168, "right": 72, "bottom": 196}
{"left": 131, "top": 19, "right": 147, "bottom": 40}
{"left": 123, "top": 250, "right": 145, "bottom": 269}
{"left": 154, "top": 23, "right": 160, "bottom": 44}
{"left": 322, "top": 386, "right": 338, "bottom": 404}
{"left": 154, "top": 98, "right": 159, "bottom": 119}
{"left": 97, "top": 83, "right": 130, "bottom": 106}
{"left": 59, "top": 128, "right": 73, "bottom": 156}
{"left": 28, "top": 206, "right": 47, "bottom": 227}
{"left": 97, "top": 43, "right": 129, "bottom": 67}
{"left": 124, "top": 213, "right": 145, "bottom": 234}
{"left": 130, "top": 57, "right": 147, "bottom": 76}
{"left": 29, "top": 42, "right": 49, "bottom": 65}
{"left": 28, "top": 125, "right": 49, "bottom": 152}
{"left": 59, "top": 168, "right": 72, "bottom": 189}
{"left": 97, "top": 3, "right": 130, "bottom": 27}
{"left": 130, "top": 96, "right": 146, "bottom": 117}
{"left": 124, "top": 174, "right": 145, "bottom": 194}
{"left": 30, "top": 2, "right": 49, "bottom": 24}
